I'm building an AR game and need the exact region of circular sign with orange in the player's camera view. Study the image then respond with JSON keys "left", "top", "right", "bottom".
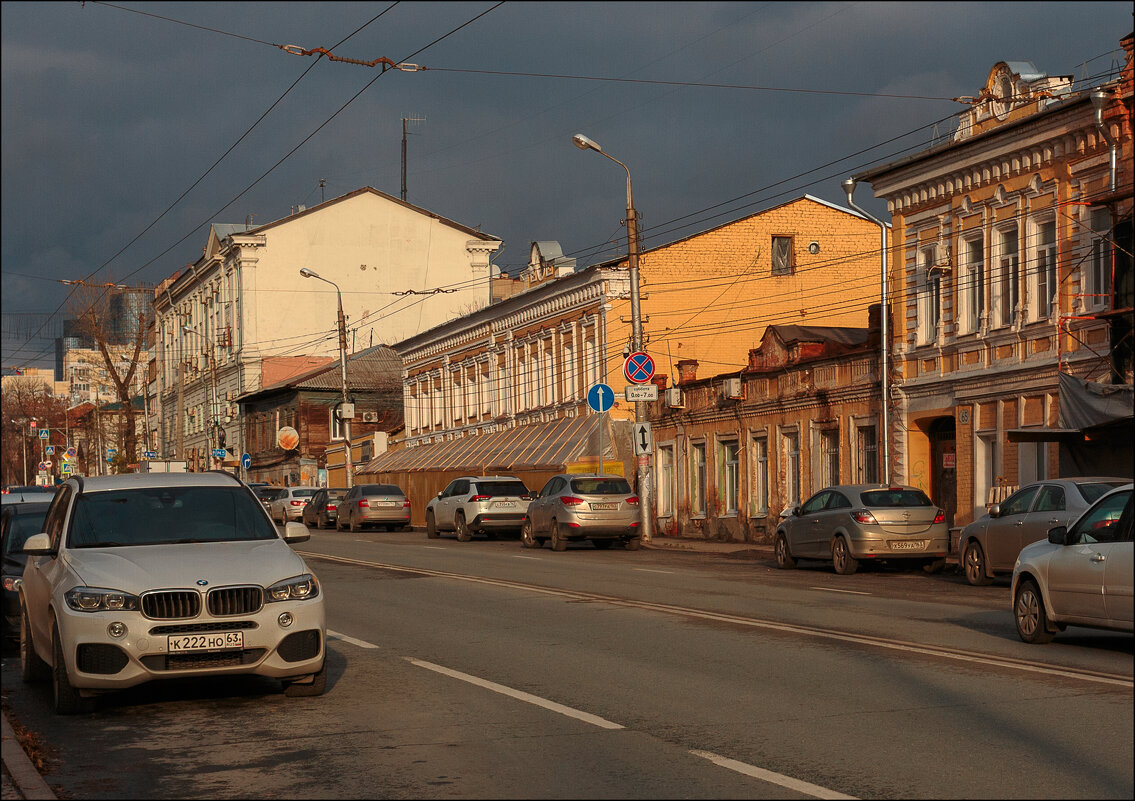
{"left": 277, "top": 426, "right": 300, "bottom": 450}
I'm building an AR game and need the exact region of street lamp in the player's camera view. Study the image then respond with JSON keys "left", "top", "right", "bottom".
{"left": 842, "top": 178, "right": 891, "bottom": 485}
{"left": 573, "top": 133, "right": 653, "bottom": 543}
{"left": 299, "top": 268, "right": 354, "bottom": 489}
{"left": 182, "top": 325, "right": 224, "bottom": 472}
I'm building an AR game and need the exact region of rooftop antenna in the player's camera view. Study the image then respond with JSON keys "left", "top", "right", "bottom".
{"left": 401, "top": 114, "right": 425, "bottom": 202}
{"left": 319, "top": 178, "right": 326, "bottom": 204}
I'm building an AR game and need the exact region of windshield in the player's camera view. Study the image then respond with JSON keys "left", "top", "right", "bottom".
{"left": 1078, "top": 482, "right": 1128, "bottom": 503}
{"left": 361, "top": 485, "right": 403, "bottom": 496}
{"left": 474, "top": 481, "right": 530, "bottom": 497}
{"left": 5, "top": 511, "right": 49, "bottom": 555}
{"left": 570, "top": 477, "right": 632, "bottom": 495}
{"left": 68, "top": 486, "right": 279, "bottom": 548}
{"left": 859, "top": 489, "right": 933, "bottom": 507}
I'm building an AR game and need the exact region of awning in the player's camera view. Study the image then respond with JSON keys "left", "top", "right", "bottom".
{"left": 1006, "top": 428, "right": 1083, "bottom": 442}
{"left": 357, "top": 415, "right": 619, "bottom": 475}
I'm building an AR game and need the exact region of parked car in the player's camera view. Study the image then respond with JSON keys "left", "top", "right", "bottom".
{"left": 2, "top": 486, "right": 55, "bottom": 506}
{"left": 958, "top": 477, "right": 1128, "bottom": 586}
{"left": 1011, "top": 483, "right": 1132, "bottom": 643}
{"left": 18, "top": 471, "right": 326, "bottom": 714}
{"left": 267, "top": 487, "right": 318, "bottom": 525}
{"left": 337, "top": 484, "right": 410, "bottom": 532}
{"left": 254, "top": 486, "right": 283, "bottom": 511}
{"left": 522, "top": 474, "right": 641, "bottom": 551}
{"left": 775, "top": 484, "right": 949, "bottom": 575}
{"left": 1, "top": 501, "right": 50, "bottom": 640}
{"left": 302, "top": 488, "right": 347, "bottom": 530}
{"left": 425, "top": 476, "right": 532, "bottom": 541}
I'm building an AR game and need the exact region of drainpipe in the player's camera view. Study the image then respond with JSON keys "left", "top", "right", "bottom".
{"left": 843, "top": 178, "right": 891, "bottom": 485}
{"left": 1090, "top": 90, "right": 1118, "bottom": 193}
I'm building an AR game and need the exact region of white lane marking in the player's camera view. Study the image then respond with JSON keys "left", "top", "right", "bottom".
{"left": 634, "top": 568, "right": 674, "bottom": 574}
{"left": 811, "top": 587, "right": 871, "bottom": 596}
{"left": 423, "top": 546, "right": 447, "bottom": 550}
{"left": 407, "top": 658, "right": 624, "bottom": 730}
{"left": 513, "top": 555, "right": 542, "bottom": 560}
{"left": 327, "top": 630, "right": 379, "bottom": 649}
{"left": 691, "top": 750, "right": 857, "bottom": 800}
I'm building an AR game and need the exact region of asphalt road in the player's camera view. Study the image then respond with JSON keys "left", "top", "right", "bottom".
{"left": 2, "top": 527, "right": 1131, "bottom": 799}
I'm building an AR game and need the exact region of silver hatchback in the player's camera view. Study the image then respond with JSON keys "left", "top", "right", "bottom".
{"left": 522, "top": 474, "right": 641, "bottom": 551}
{"left": 775, "top": 484, "right": 949, "bottom": 575}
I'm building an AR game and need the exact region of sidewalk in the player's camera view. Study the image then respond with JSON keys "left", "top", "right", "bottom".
{"left": 644, "top": 534, "right": 772, "bottom": 558}
{"left": 1, "top": 711, "right": 54, "bottom": 800}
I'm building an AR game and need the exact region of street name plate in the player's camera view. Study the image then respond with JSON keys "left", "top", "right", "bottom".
{"left": 624, "top": 384, "right": 658, "bottom": 402}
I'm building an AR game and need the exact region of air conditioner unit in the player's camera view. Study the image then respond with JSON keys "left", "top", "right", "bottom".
{"left": 361, "top": 411, "right": 379, "bottom": 423}
{"left": 723, "top": 377, "right": 744, "bottom": 400}
{"left": 665, "top": 387, "right": 684, "bottom": 408}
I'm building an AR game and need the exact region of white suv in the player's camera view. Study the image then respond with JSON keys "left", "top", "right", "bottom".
{"left": 425, "top": 476, "right": 533, "bottom": 541}
{"left": 19, "top": 472, "right": 326, "bottom": 714}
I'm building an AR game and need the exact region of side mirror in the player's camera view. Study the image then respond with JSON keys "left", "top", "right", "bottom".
{"left": 787, "top": 505, "right": 802, "bottom": 518}
{"left": 1047, "top": 525, "right": 1070, "bottom": 545}
{"left": 988, "top": 504, "right": 1002, "bottom": 518}
{"left": 437, "top": 491, "right": 443, "bottom": 499}
{"left": 22, "top": 533, "right": 54, "bottom": 556}
{"left": 282, "top": 521, "right": 310, "bottom": 544}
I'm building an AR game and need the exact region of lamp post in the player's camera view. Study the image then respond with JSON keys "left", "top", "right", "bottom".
{"left": 182, "top": 325, "right": 223, "bottom": 472}
{"left": 572, "top": 133, "right": 653, "bottom": 543}
{"left": 299, "top": 268, "right": 354, "bottom": 489}
{"left": 842, "top": 178, "right": 891, "bottom": 485}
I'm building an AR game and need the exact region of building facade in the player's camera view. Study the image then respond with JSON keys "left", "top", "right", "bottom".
{"left": 858, "top": 38, "right": 1134, "bottom": 527}
{"left": 150, "top": 187, "right": 501, "bottom": 470}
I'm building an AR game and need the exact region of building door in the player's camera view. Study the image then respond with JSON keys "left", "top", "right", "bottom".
{"left": 929, "top": 417, "right": 957, "bottom": 528}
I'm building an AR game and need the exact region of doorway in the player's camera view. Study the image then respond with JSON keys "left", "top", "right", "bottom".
{"left": 928, "top": 417, "right": 957, "bottom": 528}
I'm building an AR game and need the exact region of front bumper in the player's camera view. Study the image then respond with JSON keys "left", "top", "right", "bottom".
{"left": 54, "top": 595, "right": 326, "bottom": 690}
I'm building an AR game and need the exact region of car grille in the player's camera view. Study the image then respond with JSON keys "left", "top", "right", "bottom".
{"left": 208, "top": 586, "right": 263, "bottom": 616}
{"left": 142, "top": 590, "right": 201, "bottom": 620}
{"left": 140, "top": 649, "right": 267, "bottom": 671}
{"left": 148, "top": 621, "right": 258, "bottom": 636}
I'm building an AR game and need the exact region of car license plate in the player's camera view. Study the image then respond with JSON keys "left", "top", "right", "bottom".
{"left": 495, "top": 501, "right": 515, "bottom": 508}
{"left": 379, "top": 501, "right": 399, "bottom": 507}
{"left": 888, "top": 540, "right": 925, "bottom": 551}
{"left": 590, "top": 503, "right": 617, "bottom": 510}
{"left": 168, "top": 631, "right": 243, "bottom": 652}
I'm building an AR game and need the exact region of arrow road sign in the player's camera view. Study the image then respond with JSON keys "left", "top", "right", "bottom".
{"left": 142, "top": 451, "right": 157, "bottom": 459}
{"left": 241, "top": 453, "right": 252, "bottom": 470}
{"left": 623, "top": 352, "right": 655, "bottom": 384}
{"left": 587, "top": 383, "right": 615, "bottom": 413}
{"left": 633, "top": 422, "right": 653, "bottom": 456}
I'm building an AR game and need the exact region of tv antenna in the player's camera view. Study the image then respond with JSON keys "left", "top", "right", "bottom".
{"left": 401, "top": 114, "right": 426, "bottom": 202}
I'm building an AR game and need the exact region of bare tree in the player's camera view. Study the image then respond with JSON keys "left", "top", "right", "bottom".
{"left": 68, "top": 279, "right": 152, "bottom": 469}
{"left": 1, "top": 376, "right": 67, "bottom": 485}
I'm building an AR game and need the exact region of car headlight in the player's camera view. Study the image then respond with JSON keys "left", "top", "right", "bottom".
{"left": 64, "top": 586, "right": 140, "bottom": 613}
{"left": 265, "top": 574, "right": 319, "bottom": 603}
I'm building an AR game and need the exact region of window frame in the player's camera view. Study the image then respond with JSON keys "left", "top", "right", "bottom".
{"left": 771, "top": 235, "right": 795, "bottom": 276}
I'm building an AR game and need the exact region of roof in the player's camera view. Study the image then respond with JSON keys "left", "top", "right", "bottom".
{"left": 72, "top": 471, "right": 244, "bottom": 492}
{"left": 765, "top": 325, "right": 871, "bottom": 349}
{"left": 358, "top": 416, "right": 616, "bottom": 475}
{"left": 240, "top": 345, "right": 402, "bottom": 401}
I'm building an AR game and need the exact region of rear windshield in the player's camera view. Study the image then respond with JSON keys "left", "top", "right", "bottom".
{"left": 859, "top": 489, "right": 933, "bottom": 507}
{"left": 1078, "top": 482, "right": 1128, "bottom": 503}
{"left": 570, "top": 477, "right": 632, "bottom": 495}
{"left": 291, "top": 489, "right": 317, "bottom": 498}
{"left": 361, "top": 484, "right": 403, "bottom": 495}
{"left": 473, "top": 481, "right": 530, "bottom": 497}
{"left": 68, "top": 486, "right": 278, "bottom": 548}
{"left": 327, "top": 490, "right": 347, "bottom": 500}
{"left": 4, "top": 510, "right": 49, "bottom": 555}
{"left": 253, "top": 487, "right": 277, "bottom": 500}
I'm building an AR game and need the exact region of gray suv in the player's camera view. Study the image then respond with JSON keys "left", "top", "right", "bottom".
{"left": 425, "top": 476, "right": 532, "bottom": 541}
{"left": 522, "top": 474, "right": 641, "bottom": 551}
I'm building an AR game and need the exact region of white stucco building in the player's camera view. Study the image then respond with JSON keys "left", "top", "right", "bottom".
{"left": 151, "top": 187, "right": 501, "bottom": 469}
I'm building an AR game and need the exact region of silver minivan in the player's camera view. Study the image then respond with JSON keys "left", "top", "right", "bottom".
{"left": 425, "top": 476, "right": 532, "bottom": 541}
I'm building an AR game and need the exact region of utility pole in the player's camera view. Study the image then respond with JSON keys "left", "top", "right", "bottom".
{"left": 401, "top": 115, "right": 425, "bottom": 202}
{"left": 319, "top": 178, "right": 326, "bottom": 204}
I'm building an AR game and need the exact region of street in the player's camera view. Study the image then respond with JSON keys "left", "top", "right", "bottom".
{"left": 2, "top": 527, "right": 1132, "bottom": 799}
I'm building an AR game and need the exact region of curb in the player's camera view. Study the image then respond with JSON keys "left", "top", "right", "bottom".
{"left": 1, "top": 710, "right": 55, "bottom": 800}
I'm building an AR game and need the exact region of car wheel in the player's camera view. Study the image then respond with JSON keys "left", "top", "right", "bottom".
{"left": 592, "top": 539, "right": 614, "bottom": 549}
{"left": 963, "top": 541, "right": 993, "bottom": 586}
{"left": 623, "top": 537, "right": 641, "bottom": 551}
{"left": 336, "top": 515, "right": 344, "bottom": 532}
{"left": 775, "top": 533, "right": 797, "bottom": 569}
{"left": 426, "top": 511, "right": 439, "bottom": 539}
{"left": 922, "top": 557, "right": 946, "bottom": 574}
{"left": 349, "top": 513, "right": 359, "bottom": 533}
{"left": 520, "top": 518, "right": 539, "bottom": 548}
{"left": 455, "top": 513, "right": 472, "bottom": 542}
{"left": 52, "top": 623, "right": 94, "bottom": 715}
{"left": 20, "top": 604, "right": 49, "bottom": 683}
{"left": 284, "top": 659, "right": 327, "bottom": 697}
{"left": 1014, "top": 578, "right": 1055, "bottom": 644}
{"left": 551, "top": 519, "right": 567, "bottom": 551}
{"left": 832, "top": 537, "right": 859, "bottom": 575}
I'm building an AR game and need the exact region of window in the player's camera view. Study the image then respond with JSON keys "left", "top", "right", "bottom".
{"left": 996, "top": 225, "right": 1019, "bottom": 327}
{"left": 330, "top": 407, "right": 345, "bottom": 441}
{"left": 563, "top": 341, "right": 577, "bottom": 401}
{"left": 1033, "top": 485, "right": 1065, "bottom": 513}
{"left": 584, "top": 337, "right": 597, "bottom": 387}
{"left": 1089, "top": 208, "right": 1113, "bottom": 308}
{"left": 691, "top": 442, "right": 707, "bottom": 515}
{"left": 772, "top": 236, "right": 794, "bottom": 276}
{"left": 752, "top": 435, "right": 769, "bottom": 516}
{"left": 820, "top": 429, "right": 839, "bottom": 487}
{"left": 658, "top": 445, "right": 674, "bottom": 517}
{"left": 857, "top": 425, "right": 878, "bottom": 484}
{"left": 1018, "top": 441, "right": 1047, "bottom": 484}
{"left": 999, "top": 486, "right": 1039, "bottom": 517}
{"left": 918, "top": 247, "right": 941, "bottom": 344}
{"left": 963, "top": 236, "right": 985, "bottom": 332}
{"left": 782, "top": 430, "right": 801, "bottom": 505}
{"left": 720, "top": 439, "right": 739, "bottom": 514}
{"left": 1035, "top": 220, "right": 1057, "bottom": 319}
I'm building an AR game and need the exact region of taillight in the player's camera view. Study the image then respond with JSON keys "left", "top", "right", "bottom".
{"left": 625, "top": 496, "right": 640, "bottom": 506}
{"left": 933, "top": 509, "right": 946, "bottom": 524}
{"left": 358, "top": 499, "right": 370, "bottom": 508}
{"left": 403, "top": 499, "right": 411, "bottom": 508}
{"left": 560, "top": 496, "right": 584, "bottom": 506}
{"left": 327, "top": 504, "right": 337, "bottom": 511}
{"left": 470, "top": 495, "right": 491, "bottom": 502}
{"left": 290, "top": 500, "right": 303, "bottom": 506}
{"left": 852, "top": 509, "right": 878, "bottom": 524}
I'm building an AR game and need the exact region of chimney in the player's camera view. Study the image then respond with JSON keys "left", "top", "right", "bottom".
{"left": 676, "top": 359, "right": 699, "bottom": 386}
{"left": 651, "top": 374, "right": 668, "bottom": 392}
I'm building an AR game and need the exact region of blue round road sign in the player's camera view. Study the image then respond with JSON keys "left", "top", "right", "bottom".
{"left": 587, "top": 383, "right": 615, "bottom": 413}
{"left": 241, "top": 452, "right": 252, "bottom": 470}
{"left": 623, "top": 352, "right": 655, "bottom": 384}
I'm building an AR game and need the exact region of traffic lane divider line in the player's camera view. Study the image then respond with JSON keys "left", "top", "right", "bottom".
{"left": 327, "top": 630, "right": 379, "bottom": 649}
{"left": 690, "top": 749, "right": 857, "bottom": 800}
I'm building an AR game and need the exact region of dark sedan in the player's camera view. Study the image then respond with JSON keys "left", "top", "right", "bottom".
{"left": 1, "top": 500, "right": 50, "bottom": 639}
